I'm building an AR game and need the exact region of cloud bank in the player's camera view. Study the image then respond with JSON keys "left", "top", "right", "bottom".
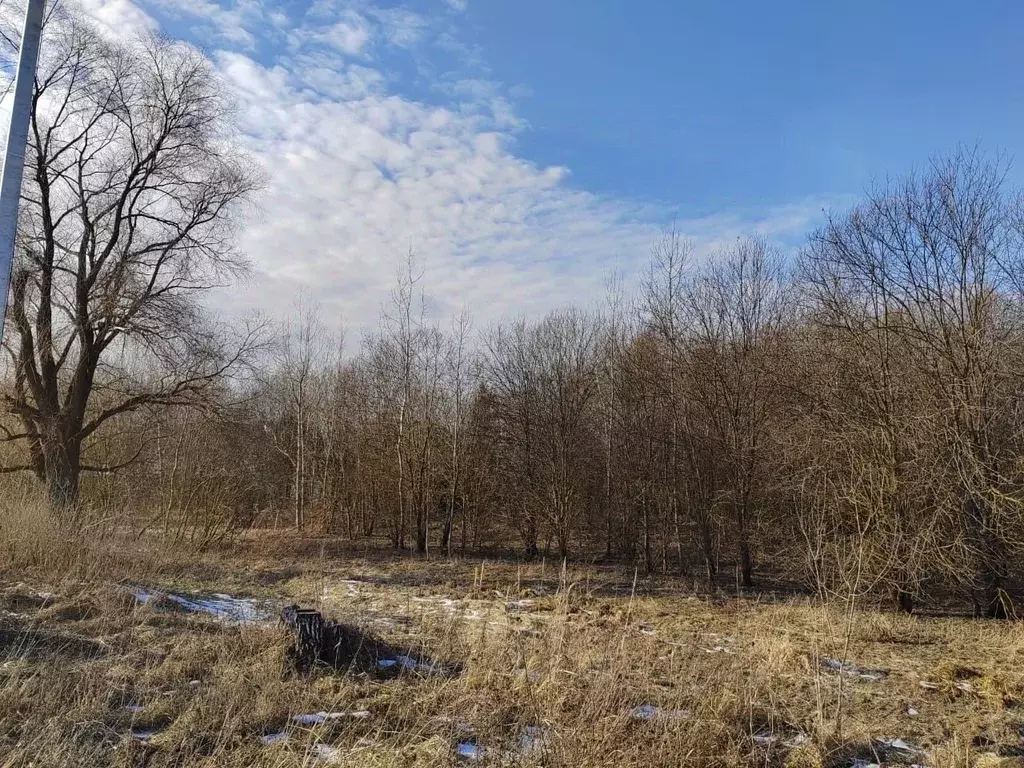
{"left": 72, "top": 0, "right": 824, "bottom": 336}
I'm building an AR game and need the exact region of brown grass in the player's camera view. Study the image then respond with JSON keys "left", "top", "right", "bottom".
{"left": 1, "top": 501, "right": 1024, "bottom": 767}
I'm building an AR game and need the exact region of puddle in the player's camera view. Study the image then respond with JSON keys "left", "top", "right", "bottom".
{"left": 131, "top": 587, "right": 275, "bottom": 624}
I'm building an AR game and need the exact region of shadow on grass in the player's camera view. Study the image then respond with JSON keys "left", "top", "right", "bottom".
{"left": 281, "top": 605, "right": 461, "bottom": 680}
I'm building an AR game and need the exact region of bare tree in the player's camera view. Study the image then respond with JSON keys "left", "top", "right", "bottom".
{"left": 442, "top": 307, "right": 472, "bottom": 556}
{"left": 680, "top": 236, "right": 788, "bottom": 588}
{"left": 0, "top": 8, "right": 261, "bottom": 507}
{"left": 267, "top": 296, "right": 334, "bottom": 530}
{"left": 803, "top": 147, "right": 1024, "bottom": 617}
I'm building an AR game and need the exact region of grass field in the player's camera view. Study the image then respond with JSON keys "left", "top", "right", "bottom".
{"left": 2, "top": 527, "right": 1024, "bottom": 768}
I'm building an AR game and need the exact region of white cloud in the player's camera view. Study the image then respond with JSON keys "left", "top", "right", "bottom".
{"left": 371, "top": 8, "right": 429, "bottom": 49}
{"left": 445, "top": 0, "right": 468, "bottom": 12}
{"left": 319, "top": 12, "right": 373, "bottom": 57}
{"left": 78, "top": 0, "right": 157, "bottom": 36}
{"left": 86, "top": 0, "right": 822, "bottom": 340}
{"left": 156, "top": 0, "right": 265, "bottom": 48}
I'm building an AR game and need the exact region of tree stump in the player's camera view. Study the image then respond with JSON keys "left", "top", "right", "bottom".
{"left": 281, "top": 605, "right": 326, "bottom": 672}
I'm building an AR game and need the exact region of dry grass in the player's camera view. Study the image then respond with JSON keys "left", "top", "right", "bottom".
{"left": 2, "top": 516, "right": 1024, "bottom": 767}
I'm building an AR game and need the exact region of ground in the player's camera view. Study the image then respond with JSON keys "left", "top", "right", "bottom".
{"left": 2, "top": 533, "right": 1024, "bottom": 767}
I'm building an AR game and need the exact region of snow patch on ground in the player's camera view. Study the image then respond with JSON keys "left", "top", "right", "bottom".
{"left": 130, "top": 587, "right": 275, "bottom": 624}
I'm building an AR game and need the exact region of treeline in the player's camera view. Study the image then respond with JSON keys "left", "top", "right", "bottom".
{"left": 60, "top": 150, "right": 1024, "bottom": 618}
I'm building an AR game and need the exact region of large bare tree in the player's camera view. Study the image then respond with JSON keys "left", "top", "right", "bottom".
{"left": 0, "top": 7, "right": 260, "bottom": 506}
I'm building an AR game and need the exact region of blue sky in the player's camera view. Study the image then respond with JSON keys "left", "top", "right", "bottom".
{"left": 78, "top": 0, "right": 1024, "bottom": 330}
{"left": 473, "top": 1, "right": 1024, "bottom": 212}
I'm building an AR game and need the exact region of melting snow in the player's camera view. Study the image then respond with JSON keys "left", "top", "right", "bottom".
{"left": 876, "top": 738, "right": 920, "bottom": 754}
{"left": 821, "top": 658, "right": 888, "bottom": 681}
{"left": 311, "top": 743, "right": 344, "bottom": 763}
{"left": 131, "top": 587, "right": 274, "bottom": 624}
{"left": 631, "top": 704, "right": 659, "bottom": 720}
{"left": 630, "top": 704, "right": 690, "bottom": 721}
{"left": 753, "top": 731, "right": 808, "bottom": 748}
{"left": 376, "top": 655, "right": 449, "bottom": 676}
{"left": 292, "top": 711, "right": 371, "bottom": 725}
{"left": 261, "top": 732, "right": 288, "bottom": 745}
{"left": 519, "top": 726, "right": 547, "bottom": 755}
{"left": 456, "top": 742, "right": 485, "bottom": 760}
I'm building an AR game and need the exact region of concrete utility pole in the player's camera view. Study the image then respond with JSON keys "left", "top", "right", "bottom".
{"left": 0, "top": 0, "right": 46, "bottom": 347}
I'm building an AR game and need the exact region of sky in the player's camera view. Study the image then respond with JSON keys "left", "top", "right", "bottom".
{"left": 62, "top": 0, "right": 1024, "bottom": 335}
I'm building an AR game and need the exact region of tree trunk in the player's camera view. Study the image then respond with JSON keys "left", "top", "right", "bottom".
{"left": 737, "top": 502, "right": 754, "bottom": 589}
{"left": 42, "top": 425, "right": 81, "bottom": 510}
{"left": 416, "top": 506, "right": 427, "bottom": 554}
{"left": 966, "top": 494, "right": 1013, "bottom": 619}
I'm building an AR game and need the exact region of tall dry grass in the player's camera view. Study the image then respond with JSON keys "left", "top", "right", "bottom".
{"left": 0, "top": 503, "right": 1022, "bottom": 766}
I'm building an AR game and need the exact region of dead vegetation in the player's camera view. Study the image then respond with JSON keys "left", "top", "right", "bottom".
{"left": 2, "top": 528, "right": 1024, "bottom": 768}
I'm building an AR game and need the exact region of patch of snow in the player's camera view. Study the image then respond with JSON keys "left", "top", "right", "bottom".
{"left": 164, "top": 592, "right": 272, "bottom": 624}
{"left": 821, "top": 658, "right": 887, "bottom": 681}
{"left": 292, "top": 711, "right": 371, "bottom": 725}
{"left": 123, "top": 705, "right": 144, "bottom": 713}
{"left": 919, "top": 681, "right": 939, "bottom": 690}
{"left": 456, "top": 742, "right": 485, "bottom": 760}
{"left": 261, "top": 732, "right": 288, "bottom": 745}
{"left": 907, "top": 706, "right": 920, "bottom": 716}
{"left": 753, "top": 731, "right": 808, "bottom": 748}
{"left": 631, "top": 704, "right": 659, "bottom": 720}
{"left": 377, "top": 654, "right": 450, "bottom": 676}
{"left": 311, "top": 743, "right": 344, "bottom": 763}
{"left": 630, "top": 704, "right": 690, "bottom": 721}
{"left": 130, "top": 587, "right": 274, "bottom": 625}
{"left": 131, "top": 729, "right": 158, "bottom": 743}
{"left": 519, "top": 725, "right": 547, "bottom": 755}
{"left": 876, "top": 738, "right": 920, "bottom": 754}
